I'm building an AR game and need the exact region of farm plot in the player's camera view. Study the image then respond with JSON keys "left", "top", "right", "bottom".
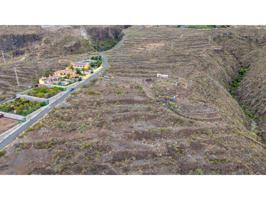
{"left": 0, "top": 98, "right": 46, "bottom": 116}
{"left": 26, "top": 86, "right": 64, "bottom": 99}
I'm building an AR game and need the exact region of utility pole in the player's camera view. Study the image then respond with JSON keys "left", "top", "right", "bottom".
{"left": 208, "top": 36, "right": 212, "bottom": 45}
{"left": 2, "top": 50, "right": 20, "bottom": 87}
{"left": 1, "top": 50, "right": 6, "bottom": 63}
{"left": 14, "top": 67, "right": 20, "bottom": 87}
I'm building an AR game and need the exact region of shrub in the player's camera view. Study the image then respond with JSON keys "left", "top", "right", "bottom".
{"left": 194, "top": 168, "right": 204, "bottom": 175}
{"left": 75, "top": 68, "right": 83, "bottom": 75}
{"left": 33, "top": 139, "right": 62, "bottom": 149}
{"left": 44, "top": 69, "right": 53, "bottom": 77}
{"left": 0, "top": 150, "right": 6, "bottom": 157}
{"left": 229, "top": 66, "right": 250, "bottom": 96}
{"left": 87, "top": 88, "right": 100, "bottom": 96}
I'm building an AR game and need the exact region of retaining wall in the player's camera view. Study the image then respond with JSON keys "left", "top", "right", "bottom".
{"left": 0, "top": 111, "right": 25, "bottom": 121}
{"left": 16, "top": 93, "right": 49, "bottom": 103}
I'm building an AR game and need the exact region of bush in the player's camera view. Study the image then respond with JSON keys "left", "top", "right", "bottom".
{"left": 87, "top": 88, "right": 100, "bottom": 96}
{"left": 44, "top": 69, "right": 54, "bottom": 77}
{"left": 90, "top": 56, "right": 102, "bottom": 68}
{"left": 0, "top": 150, "right": 6, "bottom": 157}
{"left": 33, "top": 139, "right": 60, "bottom": 149}
{"left": 229, "top": 66, "right": 250, "bottom": 96}
{"left": 90, "top": 55, "right": 102, "bottom": 61}
{"left": 75, "top": 68, "right": 83, "bottom": 75}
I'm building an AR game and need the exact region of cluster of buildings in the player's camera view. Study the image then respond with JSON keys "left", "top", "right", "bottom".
{"left": 39, "top": 57, "right": 102, "bottom": 87}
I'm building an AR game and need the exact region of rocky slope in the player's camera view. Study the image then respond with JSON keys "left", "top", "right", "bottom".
{"left": 0, "top": 26, "right": 265, "bottom": 174}
{"left": 212, "top": 27, "right": 266, "bottom": 140}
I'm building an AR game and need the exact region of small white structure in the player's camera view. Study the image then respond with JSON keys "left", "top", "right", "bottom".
{"left": 157, "top": 73, "right": 169, "bottom": 79}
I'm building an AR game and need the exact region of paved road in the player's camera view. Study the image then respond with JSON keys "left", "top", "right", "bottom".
{"left": 0, "top": 53, "right": 110, "bottom": 149}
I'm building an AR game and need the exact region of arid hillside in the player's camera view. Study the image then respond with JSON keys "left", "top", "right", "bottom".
{"left": 0, "top": 26, "right": 265, "bottom": 175}
{"left": 0, "top": 25, "right": 125, "bottom": 101}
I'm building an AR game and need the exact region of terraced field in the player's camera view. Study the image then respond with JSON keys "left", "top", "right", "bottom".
{"left": 0, "top": 54, "right": 89, "bottom": 101}
{"left": 0, "top": 25, "right": 125, "bottom": 101}
{"left": 0, "top": 26, "right": 265, "bottom": 174}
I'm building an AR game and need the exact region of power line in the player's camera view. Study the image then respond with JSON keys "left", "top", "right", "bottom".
{"left": 2, "top": 50, "right": 21, "bottom": 87}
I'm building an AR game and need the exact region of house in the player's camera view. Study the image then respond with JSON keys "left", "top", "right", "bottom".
{"left": 71, "top": 61, "right": 91, "bottom": 71}
{"left": 54, "top": 69, "right": 77, "bottom": 78}
{"left": 39, "top": 76, "right": 60, "bottom": 85}
{"left": 157, "top": 73, "right": 169, "bottom": 78}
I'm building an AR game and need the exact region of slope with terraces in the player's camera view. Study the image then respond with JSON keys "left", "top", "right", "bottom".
{"left": 0, "top": 26, "right": 265, "bottom": 174}
{"left": 0, "top": 25, "right": 125, "bottom": 101}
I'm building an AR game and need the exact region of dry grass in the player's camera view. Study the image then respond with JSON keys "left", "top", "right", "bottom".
{"left": 0, "top": 117, "right": 18, "bottom": 134}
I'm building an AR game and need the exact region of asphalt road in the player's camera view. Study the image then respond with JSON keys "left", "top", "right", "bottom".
{"left": 0, "top": 53, "right": 110, "bottom": 149}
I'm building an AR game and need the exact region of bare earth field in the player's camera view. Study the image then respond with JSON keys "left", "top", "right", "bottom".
{"left": 0, "top": 26, "right": 265, "bottom": 174}
{"left": 0, "top": 118, "right": 17, "bottom": 134}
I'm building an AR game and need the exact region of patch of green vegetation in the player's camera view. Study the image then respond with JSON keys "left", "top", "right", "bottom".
{"left": 229, "top": 66, "right": 250, "bottom": 97}
{"left": 87, "top": 88, "right": 100, "bottom": 96}
{"left": 90, "top": 55, "right": 102, "bottom": 68}
{"left": 27, "top": 86, "right": 64, "bottom": 98}
{"left": 75, "top": 68, "right": 83, "bottom": 75}
{"left": 0, "top": 150, "right": 6, "bottom": 157}
{"left": 228, "top": 66, "right": 258, "bottom": 122}
{"left": 78, "top": 124, "right": 90, "bottom": 133}
{"left": 209, "top": 158, "right": 229, "bottom": 165}
{"left": 242, "top": 106, "right": 257, "bottom": 120}
{"left": 115, "top": 88, "right": 124, "bottom": 96}
{"left": 90, "top": 55, "right": 102, "bottom": 61}
{"left": 194, "top": 168, "right": 204, "bottom": 175}
{"left": 93, "top": 39, "right": 121, "bottom": 51}
{"left": 18, "top": 130, "right": 30, "bottom": 139}
{"left": 151, "top": 127, "right": 174, "bottom": 136}
{"left": 15, "top": 143, "right": 32, "bottom": 152}
{"left": 177, "top": 25, "right": 229, "bottom": 29}
{"left": 168, "top": 101, "right": 177, "bottom": 109}
{"left": 44, "top": 69, "right": 54, "bottom": 77}
{"left": 135, "top": 85, "right": 144, "bottom": 93}
{"left": 169, "top": 145, "right": 184, "bottom": 155}
{"left": 33, "top": 139, "right": 63, "bottom": 149}
{"left": 187, "top": 25, "right": 217, "bottom": 29}
{"left": 80, "top": 142, "right": 92, "bottom": 150}
{"left": 19, "top": 123, "right": 44, "bottom": 139}
{"left": 53, "top": 149, "right": 74, "bottom": 162}
{"left": 0, "top": 98, "right": 46, "bottom": 116}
